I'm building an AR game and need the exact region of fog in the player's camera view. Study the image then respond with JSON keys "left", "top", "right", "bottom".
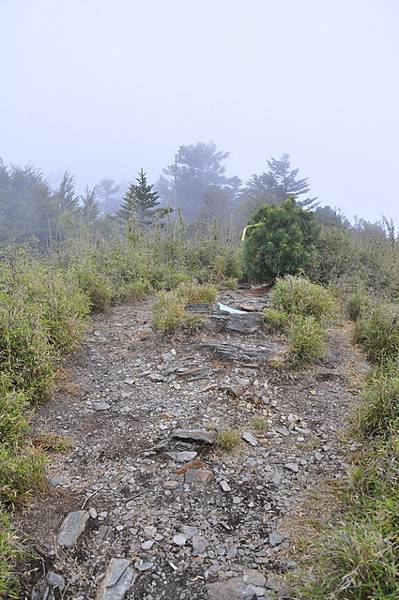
{"left": 1, "top": 0, "right": 398, "bottom": 222}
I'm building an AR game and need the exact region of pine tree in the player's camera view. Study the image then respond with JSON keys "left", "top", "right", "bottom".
{"left": 118, "top": 169, "right": 163, "bottom": 225}
{"left": 80, "top": 186, "right": 100, "bottom": 225}
{"left": 245, "top": 154, "right": 317, "bottom": 208}
{"left": 56, "top": 170, "right": 80, "bottom": 214}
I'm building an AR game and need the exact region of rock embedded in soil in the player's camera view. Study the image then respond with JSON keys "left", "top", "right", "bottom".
{"left": 170, "top": 428, "right": 217, "bottom": 444}
{"left": 242, "top": 431, "right": 258, "bottom": 446}
{"left": 96, "top": 558, "right": 136, "bottom": 600}
{"left": 207, "top": 577, "right": 257, "bottom": 600}
{"left": 284, "top": 462, "right": 299, "bottom": 473}
{"left": 165, "top": 450, "right": 198, "bottom": 463}
{"left": 225, "top": 313, "right": 262, "bottom": 334}
{"left": 58, "top": 510, "right": 89, "bottom": 547}
{"left": 185, "top": 468, "right": 213, "bottom": 484}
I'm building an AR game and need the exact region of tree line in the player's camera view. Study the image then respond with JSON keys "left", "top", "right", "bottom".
{"left": 0, "top": 142, "right": 390, "bottom": 245}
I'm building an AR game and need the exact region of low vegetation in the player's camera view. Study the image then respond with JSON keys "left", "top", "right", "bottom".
{"left": 264, "top": 275, "right": 333, "bottom": 365}
{"left": 217, "top": 429, "right": 241, "bottom": 451}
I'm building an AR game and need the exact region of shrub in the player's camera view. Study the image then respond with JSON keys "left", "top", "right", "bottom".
{"left": 25, "top": 269, "right": 89, "bottom": 352}
{"left": 0, "top": 296, "right": 55, "bottom": 400}
{"left": 354, "top": 301, "right": 399, "bottom": 364}
{"left": 263, "top": 307, "right": 289, "bottom": 331}
{"left": 0, "top": 509, "right": 21, "bottom": 598}
{"left": 250, "top": 417, "right": 267, "bottom": 432}
{"left": 359, "top": 367, "right": 399, "bottom": 438}
{"left": 71, "top": 263, "right": 112, "bottom": 312}
{"left": 243, "top": 198, "right": 319, "bottom": 282}
{"left": 217, "top": 429, "right": 241, "bottom": 451}
{"left": 115, "top": 279, "right": 151, "bottom": 303}
{"left": 176, "top": 281, "right": 218, "bottom": 305}
{"left": 346, "top": 289, "right": 371, "bottom": 322}
{"left": 152, "top": 290, "right": 202, "bottom": 333}
{"left": 271, "top": 276, "right": 335, "bottom": 322}
{"left": 225, "top": 277, "right": 238, "bottom": 291}
{"left": 287, "top": 315, "right": 326, "bottom": 366}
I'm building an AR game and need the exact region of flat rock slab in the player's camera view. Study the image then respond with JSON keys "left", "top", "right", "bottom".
{"left": 225, "top": 313, "right": 262, "bottom": 334}
{"left": 207, "top": 577, "right": 263, "bottom": 600}
{"left": 199, "top": 341, "right": 279, "bottom": 362}
{"left": 58, "top": 510, "right": 89, "bottom": 547}
{"left": 165, "top": 450, "right": 198, "bottom": 463}
{"left": 170, "top": 429, "right": 217, "bottom": 444}
{"left": 96, "top": 558, "right": 136, "bottom": 600}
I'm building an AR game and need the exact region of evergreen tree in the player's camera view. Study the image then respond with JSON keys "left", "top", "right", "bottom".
{"left": 118, "top": 169, "right": 164, "bottom": 225}
{"left": 97, "top": 177, "right": 120, "bottom": 214}
{"left": 80, "top": 186, "right": 100, "bottom": 225}
{"left": 245, "top": 154, "right": 317, "bottom": 208}
{"left": 157, "top": 142, "right": 241, "bottom": 222}
{"left": 56, "top": 170, "right": 80, "bottom": 214}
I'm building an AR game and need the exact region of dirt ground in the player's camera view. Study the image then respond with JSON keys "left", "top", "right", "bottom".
{"left": 17, "top": 290, "right": 367, "bottom": 599}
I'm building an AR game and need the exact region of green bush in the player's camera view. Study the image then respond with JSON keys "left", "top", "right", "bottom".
{"left": 359, "top": 367, "right": 399, "bottom": 437}
{"left": 287, "top": 315, "right": 326, "bottom": 366}
{"left": 355, "top": 301, "right": 399, "bottom": 364}
{"left": 0, "top": 296, "right": 55, "bottom": 400}
{"left": 152, "top": 290, "right": 202, "bottom": 333}
{"left": 346, "top": 289, "right": 371, "bottom": 322}
{"left": 271, "top": 275, "right": 335, "bottom": 322}
{"left": 0, "top": 509, "right": 21, "bottom": 598}
{"left": 176, "top": 281, "right": 218, "bottom": 305}
{"left": 263, "top": 307, "right": 289, "bottom": 330}
{"left": 115, "top": 279, "right": 151, "bottom": 303}
{"left": 243, "top": 198, "right": 319, "bottom": 281}
{"left": 217, "top": 429, "right": 241, "bottom": 451}
{"left": 71, "top": 263, "right": 112, "bottom": 312}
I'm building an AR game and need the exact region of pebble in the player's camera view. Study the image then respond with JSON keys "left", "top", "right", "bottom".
{"left": 219, "top": 480, "right": 232, "bottom": 492}
{"left": 97, "top": 558, "right": 135, "bottom": 600}
{"left": 173, "top": 533, "right": 187, "bottom": 546}
{"left": 284, "top": 462, "right": 299, "bottom": 473}
{"left": 242, "top": 431, "right": 258, "bottom": 446}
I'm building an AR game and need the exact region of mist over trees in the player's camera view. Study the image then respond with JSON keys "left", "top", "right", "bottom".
{"left": 0, "top": 142, "right": 392, "bottom": 246}
{"left": 157, "top": 142, "right": 241, "bottom": 222}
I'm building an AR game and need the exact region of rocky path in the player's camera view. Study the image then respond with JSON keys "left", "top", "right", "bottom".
{"left": 19, "top": 290, "right": 365, "bottom": 600}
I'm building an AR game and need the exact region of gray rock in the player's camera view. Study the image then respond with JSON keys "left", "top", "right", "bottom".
{"left": 173, "top": 533, "right": 187, "bottom": 546}
{"left": 58, "top": 510, "right": 89, "bottom": 547}
{"left": 242, "top": 431, "right": 258, "bottom": 446}
{"left": 199, "top": 341, "right": 278, "bottom": 362}
{"left": 207, "top": 578, "right": 254, "bottom": 600}
{"left": 46, "top": 571, "right": 65, "bottom": 590}
{"left": 96, "top": 558, "right": 135, "bottom": 600}
{"left": 134, "top": 561, "right": 154, "bottom": 571}
{"left": 89, "top": 507, "right": 98, "bottom": 519}
{"left": 284, "top": 462, "right": 299, "bottom": 473}
{"left": 219, "top": 480, "right": 231, "bottom": 492}
{"left": 92, "top": 401, "right": 111, "bottom": 411}
{"left": 225, "top": 313, "right": 262, "bottom": 334}
{"left": 143, "top": 526, "right": 157, "bottom": 538}
{"left": 269, "top": 531, "right": 283, "bottom": 547}
{"left": 243, "top": 569, "right": 266, "bottom": 587}
{"left": 191, "top": 534, "right": 208, "bottom": 555}
{"left": 165, "top": 451, "right": 198, "bottom": 463}
{"left": 141, "top": 540, "right": 155, "bottom": 550}
{"left": 170, "top": 428, "right": 217, "bottom": 444}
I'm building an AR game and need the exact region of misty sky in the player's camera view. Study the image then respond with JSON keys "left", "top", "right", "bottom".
{"left": 1, "top": 0, "right": 398, "bottom": 221}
